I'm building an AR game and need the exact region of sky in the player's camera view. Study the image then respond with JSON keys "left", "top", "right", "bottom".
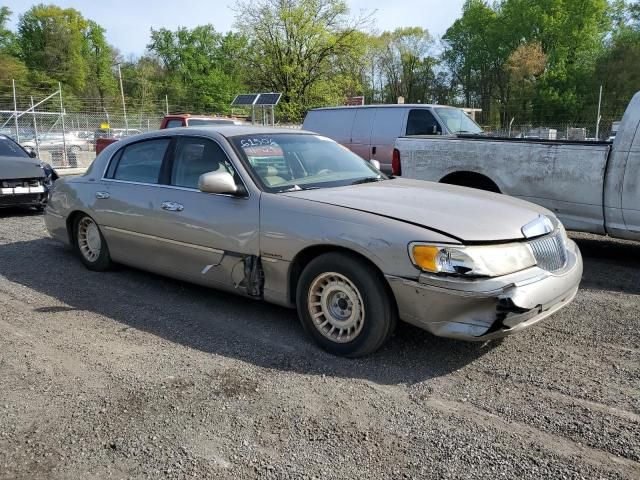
{"left": 4, "top": 0, "right": 465, "bottom": 57}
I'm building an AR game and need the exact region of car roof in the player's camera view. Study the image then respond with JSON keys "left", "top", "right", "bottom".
{"left": 123, "top": 125, "right": 314, "bottom": 140}
{"left": 309, "top": 104, "right": 453, "bottom": 111}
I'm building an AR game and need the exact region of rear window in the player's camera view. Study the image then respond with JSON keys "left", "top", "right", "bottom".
{"left": 164, "top": 119, "right": 184, "bottom": 128}
{"left": 0, "top": 137, "right": 28, "bottom": 158}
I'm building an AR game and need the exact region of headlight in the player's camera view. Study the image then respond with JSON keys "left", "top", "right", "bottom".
{"left": 410, "top": 242, "right": 536, "bottom": 277}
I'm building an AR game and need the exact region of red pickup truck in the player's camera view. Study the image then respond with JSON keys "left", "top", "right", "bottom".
{"left": 95, "top": 114, "right": 247, "bottom": 154}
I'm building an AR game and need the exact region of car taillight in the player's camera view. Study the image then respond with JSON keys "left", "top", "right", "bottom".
{"left": 392, "top": 148, "right": 401, "bottom": 176}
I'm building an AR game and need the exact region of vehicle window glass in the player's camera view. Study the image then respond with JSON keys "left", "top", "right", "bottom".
{"left": 406, "top": 109, "right": 442, "bottom": 135}
{"left": 434, "top": 107, "right": 483, "bottom": 134}
{"left": 113, "top": 138, "right": 170, "bottom": 184}
{"left": 232, "top": 134, "right": 384, "bottom": 192}
{"left": 0, "top": 137, "right": 28, "bottom": 158}
{"left": 188, "top": 119, "right": 235, "bottom": 126}
{"left": 165, "top": 119, "right": 183, "bottom": 128}
{"left": 171, "top": 137, "right": 235, "bottom": 189}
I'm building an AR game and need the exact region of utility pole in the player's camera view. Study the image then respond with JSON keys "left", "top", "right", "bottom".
{"left": 165, "top": 94, "right": 169, "bottom": 115}
{"left": 12, "top": 79, "right": 19, "bottom": 143}
{"left": 118, "top": 64, "right": 128, "bottom": 134}
{"left": 31, "top": 96, "right": 40, "bottom": 158}
{"left": 595, "top": 85, "right": 603, "bottom": 140}
{"left": 59, "top": 82, "right": 67, "bottom": 166}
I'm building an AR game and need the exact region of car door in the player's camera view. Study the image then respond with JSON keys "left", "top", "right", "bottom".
{"left": 95, "top": 137, "right": 172, "bottom": 270}
{"left": 350, "top": 108, "right": 376, "bottom": 160}
{"left": 370, "top": 107, "right": 408, "bottom": 173}
{"left": 622, "top": 125, "right": 640, "bottom": 235}
{"left": 151, "top": 135, "right": 260, "bottom": 291}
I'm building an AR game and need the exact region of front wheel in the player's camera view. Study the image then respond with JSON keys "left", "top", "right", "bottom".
{"left": 73, "top": 214, "right": 112, "bottom": 271}
{"left": 296, "top": 252, "right": 396, "bottom": 357}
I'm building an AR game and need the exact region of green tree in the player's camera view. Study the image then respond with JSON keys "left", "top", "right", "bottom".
{"left": 17, "top": 4, "right": 90, "bottom": 92}
{"left": 234, "top": 0, "right": 370, "bottom": 121}
{"left": 84, "top": 21, "right": 117, "bottom": 106}
{"left": 148, "top": 25, "right": 248, "bottom": 113}
{"left": 593, "top": 1, "right": 640, "bottom": 125}
{"left": 375, "top": 27, "right": 437, "bottom": 104}
{"left": 442, "top": 0, "right": 504, "bottom": 124}
{"left": 0, "top": 7, "right": 28, "bottom": 87}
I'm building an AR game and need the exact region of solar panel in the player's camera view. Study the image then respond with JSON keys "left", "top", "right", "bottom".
{"left": 255, "top": 93, "right": 282, "bottom": 105}
{"left": 231, "top": 94, "right": 258, "bottom": 106}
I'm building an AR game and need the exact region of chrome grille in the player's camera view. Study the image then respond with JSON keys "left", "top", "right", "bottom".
{"left": 529, "top": 232, "right": 567, "bottom": 272}
{"left": 1, "top": 178, "right": 42, "bottom": 188}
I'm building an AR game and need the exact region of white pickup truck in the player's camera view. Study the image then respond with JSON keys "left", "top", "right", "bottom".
{"left": 393, "top": 92, "right": 640, "bottom": 241}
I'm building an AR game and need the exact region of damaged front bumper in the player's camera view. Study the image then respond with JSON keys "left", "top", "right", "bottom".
{"left": 386, "top": 239, "right": 583, "bottom": 341}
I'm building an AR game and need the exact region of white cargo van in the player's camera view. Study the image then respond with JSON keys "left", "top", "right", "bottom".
{"left": 302, "top": 105, "right": 483, "bottom": 173}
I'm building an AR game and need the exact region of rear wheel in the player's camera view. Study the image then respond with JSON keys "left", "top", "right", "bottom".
{"left": 296, "top": 252, "right": 396, "bottom": 357}
{"left": 74, "top": 214, "right": 112, "bottom": 271}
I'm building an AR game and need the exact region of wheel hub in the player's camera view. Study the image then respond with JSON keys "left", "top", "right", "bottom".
{"left": 307, "top": 272, "right": 365, "bottom": 343}
{"left": 78, "top": 217, "right": 101, "bottom": 262}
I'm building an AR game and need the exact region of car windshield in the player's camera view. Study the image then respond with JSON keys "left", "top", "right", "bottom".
{"left": 232, "top": 134, "right": 385, "bottom": 192}
{"left": 434, "top": 107, "right": 483, "bottom": 134}
{"left": 0, "top": 136, "right": 28, "bottom": 158}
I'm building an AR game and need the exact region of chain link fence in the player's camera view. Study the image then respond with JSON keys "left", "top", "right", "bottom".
{"left": 2, "top": 84, "right": 623, "bottom": 171}
{"left": 0, "top": 85, "right": 167, "bottom": 170}
{"left": 482, "top": 122, "right": 618, "bottom": 141}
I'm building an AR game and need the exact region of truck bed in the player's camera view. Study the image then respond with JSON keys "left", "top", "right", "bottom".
{"left": 396, "top": 135, "right": 612, "bottom": 234}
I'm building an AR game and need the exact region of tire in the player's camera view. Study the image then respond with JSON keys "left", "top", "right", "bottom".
{"left": 296, "top": 252, "right": 396, "bottom": 357}
{"left": 73, "top": 214, "right": 112, "bottom": 271}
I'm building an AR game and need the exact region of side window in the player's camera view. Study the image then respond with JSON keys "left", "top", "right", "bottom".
{"left": 165, "top": 119, "right": 183, "bottom": 128}
{"left": 112, "top": 138, "right": 170, "bottom": 184}
{"left": 170, "top": 137, "right": 235, "bottom": 189}
{"left": 406, "top": 109, "right": 442, "bottom": 136}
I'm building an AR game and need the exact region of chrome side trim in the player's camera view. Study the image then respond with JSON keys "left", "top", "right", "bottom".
{"left": 103, "top": 226, "right": 225, "bottom": 254}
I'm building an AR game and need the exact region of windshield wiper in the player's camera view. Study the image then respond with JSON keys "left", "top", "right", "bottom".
{"left": 351, "top": 176, "right": 384, "bottom": 185}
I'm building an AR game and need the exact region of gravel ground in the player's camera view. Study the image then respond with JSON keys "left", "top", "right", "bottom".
{"left": 0, "top": 209, "right": 638, "bottom": 479}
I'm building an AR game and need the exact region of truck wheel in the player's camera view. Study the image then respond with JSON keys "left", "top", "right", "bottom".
{"left": 73, "top": 214, "right": 112, "bottom": 271}
{"left": 296, "top": 252, "right": 396, "bottom": 357}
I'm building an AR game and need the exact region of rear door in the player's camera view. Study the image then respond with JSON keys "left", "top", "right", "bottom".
{"left": 350, "top": 108, "right": 376, "bottom": 160}
{"left": 96, "top": 137, "right": 172, "bottom": 268}
{"left": 150, "top": 135, "right": 260, "bottom": 290}
{"left": 370, "top": 107, "right": 408, "bottom": 172}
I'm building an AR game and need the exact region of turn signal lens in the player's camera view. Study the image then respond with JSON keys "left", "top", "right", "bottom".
{"left": 412, "top": 245, "right": 440, "bottom": 272}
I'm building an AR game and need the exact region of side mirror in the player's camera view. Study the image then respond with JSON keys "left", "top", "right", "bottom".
{"left": 431, "top": 125, "right": 438, "bottom": 135}
{"left": 24, "top": 146, "right": 37, "bottom": 158}
{"left": 198, "top": 171, "right": 240, "bottom": 195}
{"left": 370, "top": 159, "right": 381, "bottom": 170}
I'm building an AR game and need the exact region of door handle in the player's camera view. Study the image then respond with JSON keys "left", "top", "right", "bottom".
{"left": 161, "top": 201, "right": 184, "bottom": 212}
{"left": 95, "top": 191, "right": 110, "bottom": 199}
{"left": 371, "top": 146, "right": 377, "bottom": 155}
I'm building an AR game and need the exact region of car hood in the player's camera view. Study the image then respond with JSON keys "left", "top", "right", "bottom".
{"left": 282, "top": 178, "right": 549, "bottom": 242}
{"left": 0, "top": 156, "right": 45, "bottom": 179}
